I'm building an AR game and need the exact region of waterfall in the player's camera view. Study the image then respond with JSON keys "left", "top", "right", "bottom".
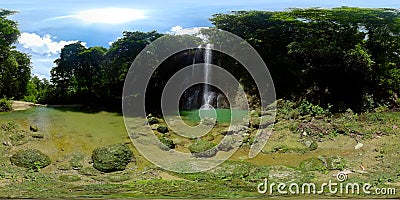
{"left": 180, "top": 44, "right": 229, "bottom": 110}
{"left": 202, "top": 44, "right": 213, "bottom": 109}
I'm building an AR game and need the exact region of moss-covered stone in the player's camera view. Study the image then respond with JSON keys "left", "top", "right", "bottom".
{"left": 148, "top": 117, "right": 159, "bottom": 125}
{"left": 79, "top": 166, "right": 100, "bottom": 176}
{"left": 69, "top": 153, "right": 84, "bottom": 170}
{"left": 159, "top": 136, "right": 175, "bottom": 149}
{"left": 156, "top": 125, "right": 169, "bottom": 134}
{"left": 319, "top": 156, "right": 346, "bottom": 170}
{"left": 92, "top": 143, "right": 134, "bottom": 172}
{"left": 189, "top": 140, "right": 217, "bottom": 157}
{"left": 309, "top": 141, "right": 318, "bottom": 151}
{"left": 10, "top": 149, "right": 51, "bottom": 170}
{"left": 59, "top": 174, "right": 81, "bottom": 182}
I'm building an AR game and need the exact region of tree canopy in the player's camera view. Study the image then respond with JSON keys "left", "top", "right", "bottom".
{"left": 1, "top": 7, "right": 400, "bottom": 112}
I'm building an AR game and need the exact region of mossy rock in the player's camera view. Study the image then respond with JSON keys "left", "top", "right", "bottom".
{"left": 59, "top": 174, "right": 81, "bottom": 182}
{"left": 148, "top": 117, "right": 159, "bottom": 125}
{"left": 189, "top": 140, "right": 217, "bottom": 157}
{"left": 9, "top": 133, "right": 27, "bottom": 145}
{"left": 156, "top": 125, "right": 169, "bottom": 134}
{"left": 79, "top": 166, "right": 100, "bottom": 176}
{"left": 57, "top": 163, "right": 71, "bottom": 171}
{"left": 319, "top": 156, "right": 346, "bottom": 170}
{"left": 299, "top": 157, "right": 327, "bottom": 171}
{"left": 69, "top": 153, "right": 84, "bottom": 170}
{"left": 218, "top": 137, "right": 239, "bottom": 152}
{"left": 92, "top": 143, "right": 134, "bottom": 172}
{"left": 309, "top": 141, "right": 318, "bottom": 151}
{"left": 107, "top": 173, "right": 131, "bottom": 182}
{"left": 159, "top": 136, "right": 175, "bottom": 149}
{"left": 10, "top": 149, "right": 51, "bottom": 170}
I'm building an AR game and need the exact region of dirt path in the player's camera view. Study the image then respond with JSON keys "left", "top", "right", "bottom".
{"left": 11, "top": 101, "right": 43, "bottom": 111}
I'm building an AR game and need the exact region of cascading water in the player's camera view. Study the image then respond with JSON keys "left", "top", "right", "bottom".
{"left": 180, "top": 44, "right": 229, "bottom": 110}
{"left": 202, "top": 44, "right": 213, "bottom": 109}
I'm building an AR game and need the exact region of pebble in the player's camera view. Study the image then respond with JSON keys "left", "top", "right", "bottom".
{"left": 354, "top": 142, "right": 364, "bottom": 150}
{"left": 3, "top": 141, "right": 11, "bottom": 146}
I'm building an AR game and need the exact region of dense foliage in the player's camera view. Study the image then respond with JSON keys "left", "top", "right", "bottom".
{"left": 0, "top": 10, "right": 31, "bottom": 102}
{"left": 210, "top": 7, "right": 400, "bottom": 111}
{"left": 1, "top": 7, "right": 400, "bottom": 112}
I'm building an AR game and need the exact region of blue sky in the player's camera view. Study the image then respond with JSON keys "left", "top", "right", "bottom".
{"left": 1, "top": 0, "right": 399, "bottom": 79}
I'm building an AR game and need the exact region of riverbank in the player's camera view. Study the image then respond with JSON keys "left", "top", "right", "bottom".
{"left": 0, "top": 105, "right": 399, "bottom": 198}
{"left": 11, "top": 101, "right": 42, "bottom": 111}
{"left": 11, "top": 101, "right": 83, "bottom": 111}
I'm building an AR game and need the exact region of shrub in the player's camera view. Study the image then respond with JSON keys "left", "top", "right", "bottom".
{"left": 298, "top": 100, "right": 330, "bottom": 116}
{"left": 0, "top": 98, "right": 12, "bottom": 112}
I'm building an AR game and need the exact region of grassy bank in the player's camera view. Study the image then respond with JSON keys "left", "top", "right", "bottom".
{"left": 0, "top": 104, "right": 398, "bottom": 198}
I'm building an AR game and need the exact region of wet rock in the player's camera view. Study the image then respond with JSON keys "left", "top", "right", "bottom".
{"left": 29, "top": 125, "right": 39, "bottom": 132}
{"left": 92, "top": 143, "right": 134, "bottom": 172}
{"left": 10, "top": 149, "right": 51, "bottom": 170}
{"left": 156, "top": 125, "right": 169, "bottom": 134}
{"left": 31, "top": 133, "right": 44, "bottom": 139}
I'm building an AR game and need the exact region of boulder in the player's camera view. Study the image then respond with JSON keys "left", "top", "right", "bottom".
{"left": 92, "top": 143, "right": 134, "bottom": 172}
{"left": 30, "top": 125, "right": 39, "bottom": 132}
{"left": 158, "top": 136, "right": 175, "bottom": 150}
{"left": 148, "top": 117, "right": 159, "bottom": 125}
{"left": 156, "top": 125, "right": 169, "bottom": 134}
{"left": 10, "top": 149, "right": 51, "bottom": 170}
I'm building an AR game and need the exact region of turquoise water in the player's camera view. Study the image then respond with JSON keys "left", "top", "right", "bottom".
{"left": 180, "top": 109, "right": 248, "bottom": 124}
{"left": 0, "top": 107, "right": 128, "bottom": 155}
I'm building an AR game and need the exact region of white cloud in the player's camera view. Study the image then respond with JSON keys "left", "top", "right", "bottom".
{"left": 167, "top": 26, "right": 209, "bottom": 35}
{"left": 32, "top": 73, "right": 48, "bottom": 80}
{"left": 54, "top": 8, "right": 146, "bottom": 24}
{"left": 170, "top": 25, "right": 183, "bottom": 32}
{"left": 19, "top": 32, "right": 80, "bottom": 55}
